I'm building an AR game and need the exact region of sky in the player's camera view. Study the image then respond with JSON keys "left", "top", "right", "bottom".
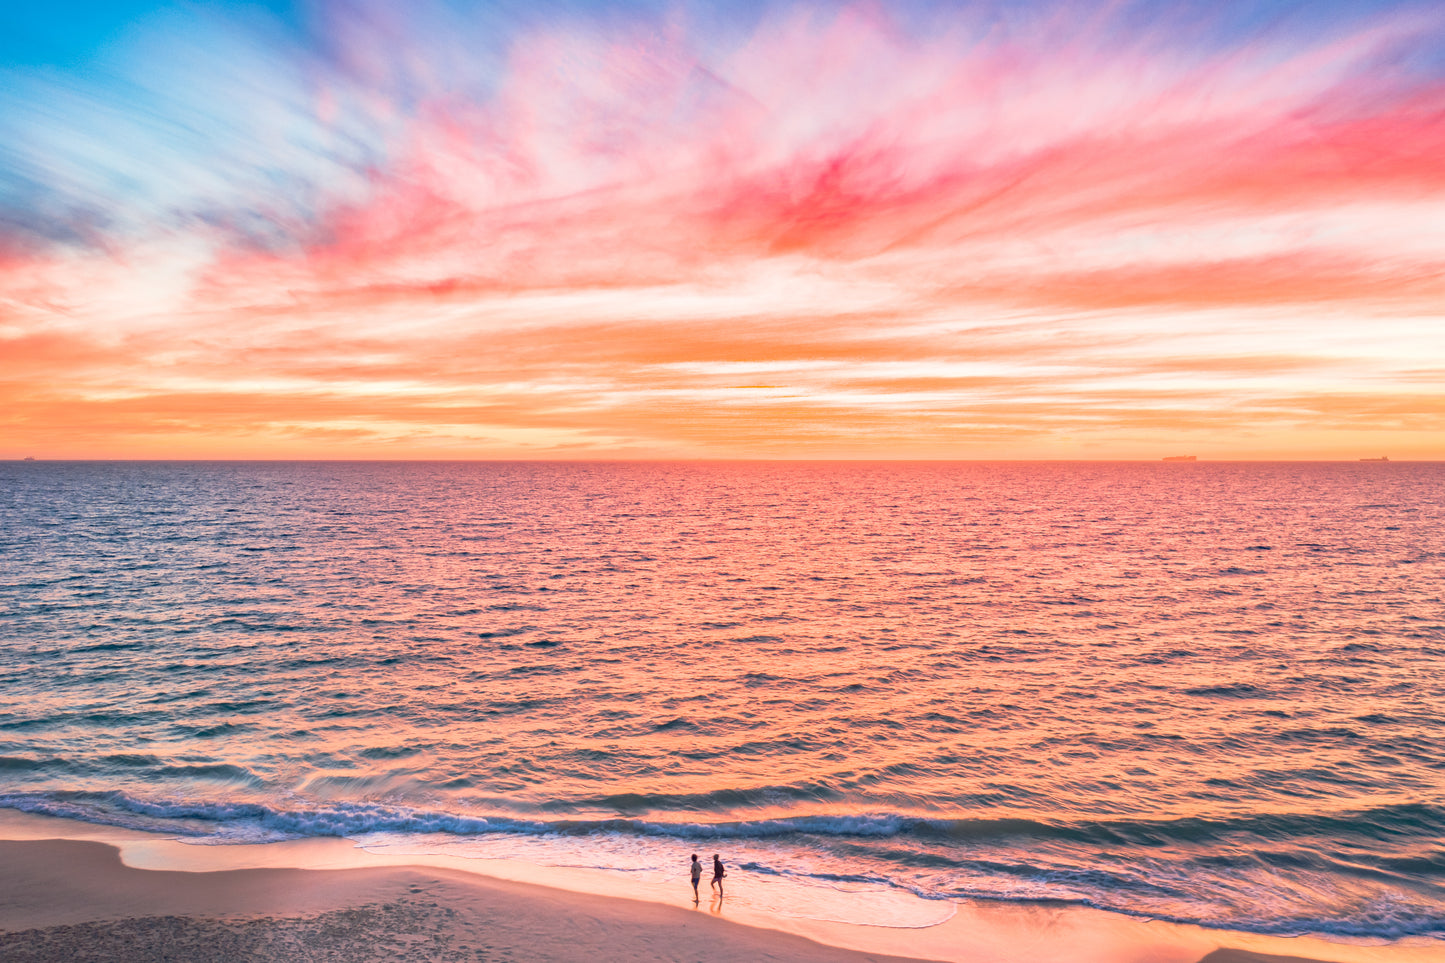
{"left": 2, "top": 0, "right": 1443, "bottom": 460}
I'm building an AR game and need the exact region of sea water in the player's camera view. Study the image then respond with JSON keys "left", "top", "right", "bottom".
{"left": 1, "top": 461, "right": 1442, "bottom": 939}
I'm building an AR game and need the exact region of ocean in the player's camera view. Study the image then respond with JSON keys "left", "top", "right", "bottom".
{"left": 2, "top": 460, "right": 1442, "bottom": 940}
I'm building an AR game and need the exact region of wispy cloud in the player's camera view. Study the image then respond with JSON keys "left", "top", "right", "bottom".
{"left": 3, "top": 0, "right": 1443, "bottom": 458}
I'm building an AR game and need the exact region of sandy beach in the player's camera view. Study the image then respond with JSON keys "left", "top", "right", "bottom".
{"left": 3, "top": 813, "right": 1442, "bottom": 963}
{"left": 0, "top": 836, "right": 941, "bottom": 963}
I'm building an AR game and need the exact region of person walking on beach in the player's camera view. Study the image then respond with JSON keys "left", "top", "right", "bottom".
{"left": 710, "top": 853, "right": 727, "bottom": 896}
{"left": 690, "top": 853, "right": 702, "bottom": 901}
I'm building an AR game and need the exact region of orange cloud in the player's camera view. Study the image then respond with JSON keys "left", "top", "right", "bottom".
{"left": 3, "top": 5, "right": 1444, "bottom": 459}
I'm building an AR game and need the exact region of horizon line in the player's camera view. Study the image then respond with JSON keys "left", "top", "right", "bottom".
{"left": 5, "top": 457, "right": 1438, "bottom": 464}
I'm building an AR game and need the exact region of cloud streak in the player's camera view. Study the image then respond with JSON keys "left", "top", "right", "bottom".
{"left": 2, "top": 0, "right": 1443, "bottom": 458}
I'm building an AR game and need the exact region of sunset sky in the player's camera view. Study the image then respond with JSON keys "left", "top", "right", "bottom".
{"left": 2, "top": 0, "right": 1442, "bottom": 460}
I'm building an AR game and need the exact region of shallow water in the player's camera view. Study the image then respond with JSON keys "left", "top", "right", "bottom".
{"left": 2, "top": 461, "right": 1442, "bottom": 937}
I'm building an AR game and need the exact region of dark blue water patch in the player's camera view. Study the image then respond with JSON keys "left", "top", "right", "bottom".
{"left": 1183, "top": 683, "right": 1270, "bottom": 698}
{"left": 153, "top": 763, "right": 261, "bottom": 783}
{"left": 1272, "top": 727, "right": 1362, "bottom": 744}
{"left": 676, "top": 739, "right": 799, "bottom": 762}
{"left": 71, "top": 640, "right": 147, "bottom": 652}
{"left": 1377, "top": 852, "right": 1445, "bottom": 875}
{"left": 77, "top": 709, "right": 176, "bottom": 725}
{"left": 0, "top": 756, "right": 63, "bottom": 772}
{"left": 101, "top": 754, "right": 163, "bottom": 767}
{"left": 465, "top": 697, "right": 565, "bottom": 713}
{"left": 477, "top": 626, "right": 534, "bottom": 639}
{"left": 199, "top": 700, "right": 275, "bottom": 714}
{"left": 0, "top": 717, "right": 58, "bottom": 731}
{"left": 436, "top": 775, "right": 475, "bottom": 789}
{"left": 206, "top": 616, "right": 308, "bottom": 632}
{"left": 554, "top": 784, "right": 846, "bottom": 814}
{"left": 309, "top": 706, "right": 377, "bottom": 719}
{"left": 504, "top": 663, "right": 566, "bottom": 676}
{"left": 359, "top": 745, "right": 424, "bottom": 760}
{"left": 1339, "top": 641, "right": 1388, "bottom": 653}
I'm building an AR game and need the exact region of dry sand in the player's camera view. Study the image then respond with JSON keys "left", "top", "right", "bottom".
{"left": 2, "top": 814, "right": 1442, "bottom": 963}
{"left": 0, "top": 838, "right": 936, "bottom": 963}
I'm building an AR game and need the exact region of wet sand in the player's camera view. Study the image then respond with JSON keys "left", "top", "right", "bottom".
{"left": 2, "top": 814, "right": 1442, "bottom": 963}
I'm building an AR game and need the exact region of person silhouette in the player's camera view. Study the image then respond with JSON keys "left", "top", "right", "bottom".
{"left": 690, "top": 853, "right": 702, "bottom": 901}
{"left": 710, "top": 853, "right": 726, "bottom": 896}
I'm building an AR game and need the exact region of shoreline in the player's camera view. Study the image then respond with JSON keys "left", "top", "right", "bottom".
{"left": 2, "top": 811, "right": 1443, "bottom": 963}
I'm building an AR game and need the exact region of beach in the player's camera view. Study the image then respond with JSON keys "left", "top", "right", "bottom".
{"left": 0, "top": 836, "right": 933, "bottom": 963}
{"left": 3, "top": 812, "right": 1443, "bottom": 963}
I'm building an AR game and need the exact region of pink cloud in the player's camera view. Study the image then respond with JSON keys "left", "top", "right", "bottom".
{"left": 4, "top": 4, "right": 1445, "bottom": 459}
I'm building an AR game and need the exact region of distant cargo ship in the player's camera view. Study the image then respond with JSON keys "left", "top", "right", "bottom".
{"left": 1359, "top": 456, "right": 1389, "bottom": 461}
{"left": 1162, "top": 455, "right": 1197, "bottom": 462}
